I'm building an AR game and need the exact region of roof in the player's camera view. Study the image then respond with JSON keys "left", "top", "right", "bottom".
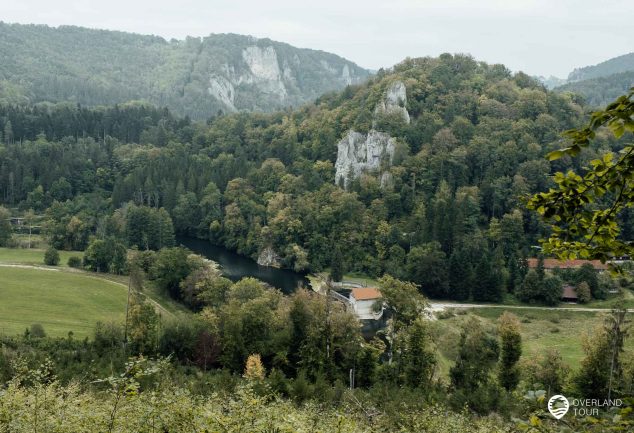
{"left": 350, "top": 287, "right": 382, "bottom": 301}
{"left": 562, "top": 284, "right": 578, "bottom": 299}
{"left": 527, "top": 258, "right": 608, "bottom": 271}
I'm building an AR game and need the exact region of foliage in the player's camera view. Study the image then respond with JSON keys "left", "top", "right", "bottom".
{"left": 244, "top": 354, "right": 266, "bottom": 381}
{"left": 576, "top": 281, "right": 592, "bottom": 303}
{"left": 83, "top": 237, "right": 127, "bottom": 274}
{"left": 516, "top": 270, "right": 562, "bottom": 306}
{"left": 66, "top": 255, "right": 82, "bottom": 268}
{"left": 528, "top": 88, "right": 634, "bottom": 261}
{"left": 43, "top": 246, "right": 59, "bottom": 266}
{"left": 573, "top": 308, "right": 631, "bottom": 399}
{"left": 150, "top": 247, "right": 192, "bottom": 299}
{"left": 0, "top": 206, "right": 12, "bottom": 247}
{"left": 449, "top": 317, "right": 501, "bottom": 414}
{"left": 497, "top": 312, "right": 522, "bottom": 391}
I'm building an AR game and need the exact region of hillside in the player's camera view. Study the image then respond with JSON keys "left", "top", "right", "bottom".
{"left": 4, "top": 53, "right": 629, "bottom": 304}
{"left": 0, "top": 22, "right": 370, "bottom": 119}
{"left": 534, "top": 53, "right": 634, "bottom": 106}
{"left": 555, "top": 70, "right": 634, "bottom": 107}
{"left": 567, "top": 52, "right": 634, "bottom": 82}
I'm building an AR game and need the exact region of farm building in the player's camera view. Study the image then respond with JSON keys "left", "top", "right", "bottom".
{"left": 349, "top": 287, "right": 383, "bottom": 320}
{"left": 527, "top": 258, "right": 607, "bottom": 272}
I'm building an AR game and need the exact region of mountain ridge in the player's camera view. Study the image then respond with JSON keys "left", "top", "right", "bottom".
{"left": 0, "top": 22, "right": 371, "bottom": 119}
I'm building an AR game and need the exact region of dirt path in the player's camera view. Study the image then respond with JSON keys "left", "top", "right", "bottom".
{"left": 0, "top": 263, "right": 59, "bottom": 271}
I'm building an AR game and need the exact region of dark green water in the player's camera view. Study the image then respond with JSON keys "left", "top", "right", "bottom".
{"left": 177, "top": 237, "right": 310, "bottom": 294}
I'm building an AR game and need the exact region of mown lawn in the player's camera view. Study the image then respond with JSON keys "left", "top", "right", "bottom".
{"left": 0, "top": 267, "right": 127, "bottom": 338}
{"left": 0, "top": 247, "right": 82, "bottom": 267}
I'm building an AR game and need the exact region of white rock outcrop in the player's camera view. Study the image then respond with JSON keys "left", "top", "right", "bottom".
{"left": 241, "top": 46, "right": 287, "bottom": 99}
{"left": 334, "top": 130, "right": 397, "bottom": 188}
{"left": 374, "top": 81, "right": 410, "bottom": 124}
{"left": 208, "top": 74, "right": 237, "bottom": 112}
{"left": 242, "top": 46, "right": 282, "bottom": 81}
{"left": 257, "top": 246, "right": 282, "bottom": 268}
{"left": 341, "top": 64, "right": 352, "bottom": 85}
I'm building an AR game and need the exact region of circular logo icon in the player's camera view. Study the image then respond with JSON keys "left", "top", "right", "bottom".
{"left": 548, "top": 394, "right": 570, "bottom": 419}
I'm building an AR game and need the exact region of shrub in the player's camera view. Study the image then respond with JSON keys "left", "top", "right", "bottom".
{"left": 44, "top": 247, "right": 60, "bottom": 266}
{"left": 30, "top": 323, "right": 46, "bottom": 338}
{"left": 67, "top": 255, "right": 82, "bottom": 268}
{"left": 576, "top": 281, "right": 591, "bottom": 303}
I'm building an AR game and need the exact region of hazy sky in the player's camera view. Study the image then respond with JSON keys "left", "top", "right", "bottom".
{"left": 2, "top": 0, "right": 633, "bottom": 77}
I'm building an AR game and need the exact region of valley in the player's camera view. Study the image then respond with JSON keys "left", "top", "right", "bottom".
{"left": 0, "top": 11, "right": 633, "bottom": 432}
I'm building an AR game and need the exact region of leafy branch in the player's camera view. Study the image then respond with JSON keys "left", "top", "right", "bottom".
{"left": 527, "top": 88, "right": 634, "bottom": 261}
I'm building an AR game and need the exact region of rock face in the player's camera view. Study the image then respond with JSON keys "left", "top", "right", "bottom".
{"left": 208, "top": 74, "right": 237, "bottom": 111}
{"left": 334, "top": 130, "right": 397, "bottom": 188}
{"left": 334, "top": 81, "right": 409, "bottom": 188}
{"left": 257, "top": 246, "right": 281, "bottom": 268}
{"left": 203, "top": 40, "right": 370, "bottom": 113}
{"left": 374, "top": 81, "right": 410, "bottom": 124}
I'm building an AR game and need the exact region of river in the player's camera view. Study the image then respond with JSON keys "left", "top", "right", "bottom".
{"left": 176, "top": 237, "right": 310, "bottom": 294}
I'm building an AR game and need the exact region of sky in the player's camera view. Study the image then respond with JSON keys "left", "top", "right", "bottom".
{"left": 2, "top": 0, "right": 633, "bottom": 78}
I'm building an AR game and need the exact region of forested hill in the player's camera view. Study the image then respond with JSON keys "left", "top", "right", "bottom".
{"left": 555, "top": 70, "right": 634, "bottom": 107}
{"left": 551, "top": 53, "right": 634, "bottom": 107}
{"left": 0, "top": 22, "right": 370, "bottom": 119}
{"left": 567, "top": 52, "right": 634, "bottom": 82}
{"left": 1, "top": 54, "right": 629, "bottom": 302}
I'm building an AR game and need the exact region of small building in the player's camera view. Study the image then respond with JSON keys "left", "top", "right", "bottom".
{"left": 349, "top": 287, "right": 383, "bottom": 320}
{"left": 527, "top": 258, "right": 607, "bottom": 272}
{"left": 561, "top": 284, "right": 578, "bottom": 302}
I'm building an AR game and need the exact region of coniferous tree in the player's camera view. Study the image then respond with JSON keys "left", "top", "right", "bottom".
{"left": 404, "top": 318, "right": 436, "bottom": 388}
{"left": 449, "top": 248, "right": 473, "bottom": 300}
{"left": 330, "top": 246, "right": 344, "bottom": 282}
{"left": 497, "top": 312, "right": 522, "bottom": 391}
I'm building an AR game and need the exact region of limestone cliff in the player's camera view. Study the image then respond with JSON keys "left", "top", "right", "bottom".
{"left": 334, "top": 81, "right": 409, "bottom": 188}
{"left": 373, "top": 81, "right": 410, "bottom": 124}
{"left": 334, "top": 130, "right": 397, "bottom": 188}
{"left": 204, "top": 37, "right": 369, "bottom": 114}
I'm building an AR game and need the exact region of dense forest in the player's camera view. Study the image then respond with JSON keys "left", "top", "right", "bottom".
{"left": 0, "top": 22, "right": 369, "bottom": 118}
{"left": 538, "top": 53, "right": 634, "bottom": 106}
{"left": 556, "top": 70, "right": 634, "bottom": 107}
{"left": 1, "top": 53, "right": 631, "bottom": 303}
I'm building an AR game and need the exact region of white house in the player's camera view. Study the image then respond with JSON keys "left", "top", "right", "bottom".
{"left": 349, "top": 287, "right": 383, "bottom": 320}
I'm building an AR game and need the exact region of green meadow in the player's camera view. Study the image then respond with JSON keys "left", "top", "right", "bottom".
{"left": 0, "top": 247, "right": 81, "bottom": 267}
{"left": 0, "top": 266, "right": 128, "bottom": 338}
{"left": 433, "top": 307, "right": 634, "bottom": 375}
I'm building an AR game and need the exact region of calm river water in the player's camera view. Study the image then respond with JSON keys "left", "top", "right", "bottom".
{"left": 176, "top": 236, "right": 310, "bottom": 294}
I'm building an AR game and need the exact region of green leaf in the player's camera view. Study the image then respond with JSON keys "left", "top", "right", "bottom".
{"left": 547, "top": 150, "right": 565, "bottom": 161}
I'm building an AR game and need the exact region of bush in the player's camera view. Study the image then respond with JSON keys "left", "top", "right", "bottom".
{"left": 44, "top": 247, "right": 60, "bottom": 266}
{"left": 29, "top": 323, "right": 46, "bottom": 338}
{"left": 67, "top": 255, "right": 82, "bottom": 268}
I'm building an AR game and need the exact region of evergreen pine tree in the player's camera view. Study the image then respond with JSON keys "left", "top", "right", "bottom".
{"left": 449, "top": 249, "right": 472, "bottom": 300}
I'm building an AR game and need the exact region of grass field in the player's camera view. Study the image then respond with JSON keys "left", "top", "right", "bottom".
{"left": 0, "top": 247, "right": 82, "bottom": 267}
{"left": 0, "top": 267, "right": 127, "bottom": 338}
{"left": 0, "top": 247, "right": 189, "bottom": 338}
{"left": 433, "top": 307, "right": 634, "bottom": 376}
